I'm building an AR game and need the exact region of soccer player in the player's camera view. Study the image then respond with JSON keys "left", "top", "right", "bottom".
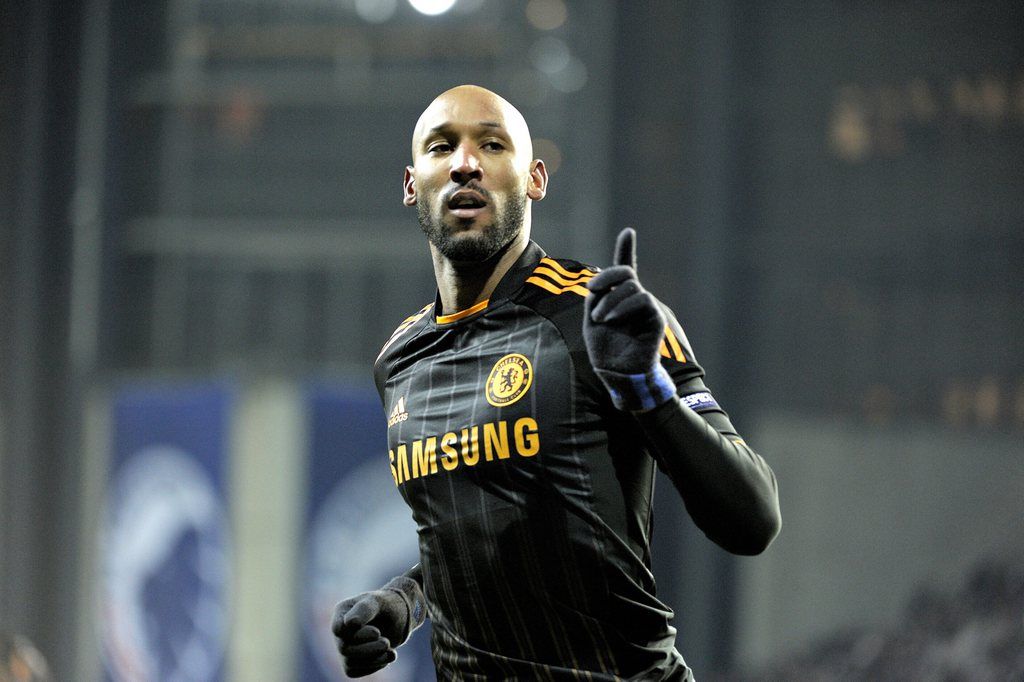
{"left": 332, "top": 85, "right": 781, "bottom": 680}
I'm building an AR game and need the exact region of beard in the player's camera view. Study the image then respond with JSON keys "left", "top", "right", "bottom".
{"left": 418, "top": 189, "right": 526, "bottom": 263}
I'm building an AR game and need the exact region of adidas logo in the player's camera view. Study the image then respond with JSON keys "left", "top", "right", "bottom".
{"left": 387, "top": 396, "right": 409, "bottom": 428}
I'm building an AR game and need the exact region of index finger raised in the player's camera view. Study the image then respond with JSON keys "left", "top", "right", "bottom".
{"left": 613, "top": 227, "right": 637, "bottom": 270}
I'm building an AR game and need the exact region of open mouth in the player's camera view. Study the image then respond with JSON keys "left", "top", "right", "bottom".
{"left": 446, "top": 190, "right": 488, "bottom": 218}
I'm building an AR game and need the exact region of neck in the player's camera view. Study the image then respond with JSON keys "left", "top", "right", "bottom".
{"left": 431, "top": 229, "right": 530, "bottom": 316}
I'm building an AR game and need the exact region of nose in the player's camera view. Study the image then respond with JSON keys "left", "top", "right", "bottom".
{"left": 450, "top": 144, "right": 482, "bottom": 185}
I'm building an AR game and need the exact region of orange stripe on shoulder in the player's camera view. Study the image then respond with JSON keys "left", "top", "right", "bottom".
{"left": 531, "top": 265, "right": 594, "bottom": 287}
{"left": 663, "top": 325, "right": 687, "bottom": 363}
{"left": 526, "top": 276, "right": 590, "bottom": 298}
{"left": 528, "top": 259, "right": 595, "bottom": 298}
{"left": 538, "top": 257, "right": 595, "bottom": 279}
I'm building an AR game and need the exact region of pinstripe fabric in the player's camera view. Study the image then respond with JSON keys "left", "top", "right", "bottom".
{"left": 374, "top": 242, "right": 696, "bottom": 681}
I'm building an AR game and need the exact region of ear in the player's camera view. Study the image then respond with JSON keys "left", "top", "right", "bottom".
{"left": 526, "top": 159, "right": 548, "bottom": 201}
{"left": 403, "top": 166, "right": 417, "bottom": 206}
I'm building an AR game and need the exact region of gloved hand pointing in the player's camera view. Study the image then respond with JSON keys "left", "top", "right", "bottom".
{"left": 584, "top": 227, "right": 676, "bottom": 412}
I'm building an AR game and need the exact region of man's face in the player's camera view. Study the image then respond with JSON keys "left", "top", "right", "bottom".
{"left": 404, "top": 87, "right": 546, "bottom": 263}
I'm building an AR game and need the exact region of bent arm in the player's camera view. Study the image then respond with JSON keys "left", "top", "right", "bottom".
{"left": 636, "top": 388, "right": 781, "bottom": 555}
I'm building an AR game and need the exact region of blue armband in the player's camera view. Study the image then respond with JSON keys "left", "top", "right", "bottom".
{"left": 594, "top": 363, "right": 676, "bottom": 413}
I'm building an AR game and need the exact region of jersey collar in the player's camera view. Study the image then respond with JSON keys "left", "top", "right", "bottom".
{"left": 432, "top": 240, "right": 546, "bottom": 326}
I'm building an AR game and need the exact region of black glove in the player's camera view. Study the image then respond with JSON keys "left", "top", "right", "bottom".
{"left": 584, "top": 227, "right": 676, "bottom": 412}
{"left": 331, "top": 575, "right": 426, "bottom": 678}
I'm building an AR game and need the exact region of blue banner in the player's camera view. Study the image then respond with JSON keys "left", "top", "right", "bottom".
{"left": 99, "top": 383, "right": 232, "bottom": 682}
{"left": 301, "top": 382, "right": 435, "bottom": 681}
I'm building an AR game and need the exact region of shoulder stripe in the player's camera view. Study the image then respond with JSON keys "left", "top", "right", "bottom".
{"left": 663, "top": 325, "right": 687, "bottom": 363}
{"left": 376, "top": 302, "right": 433, "bottom": 361}
{"left": 531, "top": 265, "right": 594, "bottom": 287}
{"left": 527, "top": 259, "right": 595, "bottom": 298}
{"left": 538, "top": 257, "right": 595, "bottom": 279}
{"left": 526, "top": 276, "right": 590, "bottom": 297}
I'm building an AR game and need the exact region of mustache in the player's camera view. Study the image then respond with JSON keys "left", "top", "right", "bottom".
{"left": 442, "top": 182, "right": 491, "bottom": 204}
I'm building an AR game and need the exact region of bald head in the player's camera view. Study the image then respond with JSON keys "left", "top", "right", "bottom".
{"left": 411, "top": 85, "right": 534, "bottom": 163}
{"left": 403, "top": 84, "right": 548, "bottom": 266}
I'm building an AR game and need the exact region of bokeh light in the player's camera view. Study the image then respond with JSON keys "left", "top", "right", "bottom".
{"left": 532, "top": 138, "right": 562, "bottom": 175}
{"left": 525, "top": 0, "right": 567, "bottom": 31}
{"left": 355, "top": 0, "right": 398, "bottom": 23}
{"left": 407, "top": 0, "right": 458, "bottom": 16}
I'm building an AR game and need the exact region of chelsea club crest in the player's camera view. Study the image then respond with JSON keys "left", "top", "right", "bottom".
{"left": 486, "top": 353, "right": 534, "bottom": 407}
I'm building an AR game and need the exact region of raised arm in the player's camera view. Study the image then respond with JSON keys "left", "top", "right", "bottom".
{"left": 635, "top": 380, "right": 780, "bottom": 554}
{"left": 583, "top": 228, "right": 781, "bottom": 554}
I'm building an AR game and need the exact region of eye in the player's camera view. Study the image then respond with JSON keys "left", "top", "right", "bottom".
{"left": 428, "top": 142, "right": 452, "bottom": 154}
{"left": 482, "top": 140, "right": 506, "bottom": 152}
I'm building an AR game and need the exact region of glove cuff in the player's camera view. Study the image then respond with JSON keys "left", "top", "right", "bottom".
{"left": 594, "top": 364, "right": 676, "bottom": 412}
{"left": 382, "top": 576, "right": 427, "bottom": 644}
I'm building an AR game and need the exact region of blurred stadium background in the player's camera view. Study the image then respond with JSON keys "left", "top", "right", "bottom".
{"left": 2, "top": 0, "right": 1022, "bottom": 679}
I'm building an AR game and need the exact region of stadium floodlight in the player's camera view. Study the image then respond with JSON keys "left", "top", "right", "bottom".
{"left": 408, "top": 0, "right": 457, "bottom": 16}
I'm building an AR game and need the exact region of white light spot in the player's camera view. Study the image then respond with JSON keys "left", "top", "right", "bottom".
{"left": 408, "top": 0, "right": 458, "bottom": 16}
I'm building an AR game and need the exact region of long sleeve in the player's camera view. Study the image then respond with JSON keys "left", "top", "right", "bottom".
{"left": 636, "top": 392, "right": 781, "bottom": 555}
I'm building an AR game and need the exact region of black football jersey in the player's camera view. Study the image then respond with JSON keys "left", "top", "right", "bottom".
{"left": 374, "top": 241, "right": 732, "bottom": 681}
